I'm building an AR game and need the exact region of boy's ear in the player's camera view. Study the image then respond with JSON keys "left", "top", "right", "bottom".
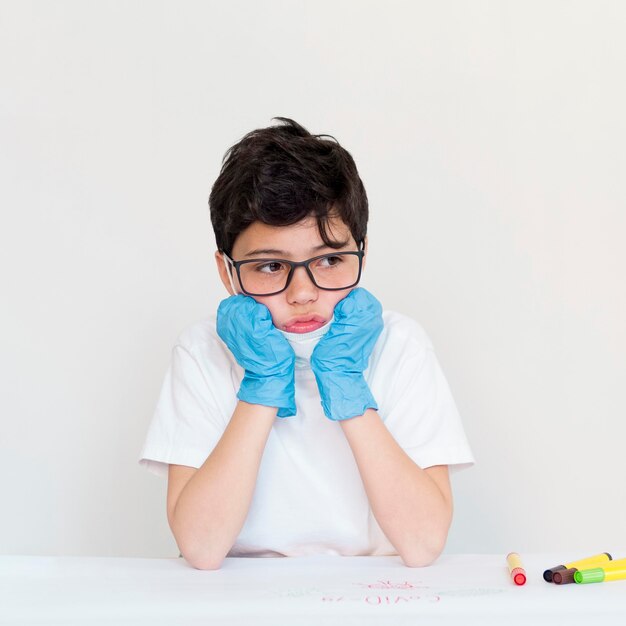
{"left": 214, "top": 250, "right": 237, "bottom": 295}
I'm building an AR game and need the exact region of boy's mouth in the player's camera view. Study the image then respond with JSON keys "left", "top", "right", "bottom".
{"left": 283, "top": 315, "right": 326, "bottom": 334}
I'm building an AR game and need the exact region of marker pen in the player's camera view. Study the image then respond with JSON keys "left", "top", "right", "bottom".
{"left": 507, "top": 552, "right": 527, "bottom": 585}
{"left": 553, "top": 556, "right": 626, "bottom": 585}
{"left": 543, "top": 552, "right": 612, "bottom": 583}
{"left": 575, "top": 565, "right": 626, "bottom": 584}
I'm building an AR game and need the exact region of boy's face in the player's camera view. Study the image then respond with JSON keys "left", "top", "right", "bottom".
{"left": 215, "top": 216, "right": 367, "bottom": 333}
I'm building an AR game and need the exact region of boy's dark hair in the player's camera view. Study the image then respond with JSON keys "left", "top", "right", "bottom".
{"left": 209, "top": 117, "right": 369, "bottom": 255}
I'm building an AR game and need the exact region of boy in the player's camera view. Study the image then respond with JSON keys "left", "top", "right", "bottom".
{"left": 138, "top": 117, "right": 474, "bottom": 570}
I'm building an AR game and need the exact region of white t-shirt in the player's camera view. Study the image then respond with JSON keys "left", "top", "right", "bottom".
{"left": 138, "top": 310, "right": 475, "bottom": 557}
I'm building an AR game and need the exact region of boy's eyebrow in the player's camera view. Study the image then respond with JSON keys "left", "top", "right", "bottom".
{"left": 243, "top": 243, "right": 343, "bottom": 257}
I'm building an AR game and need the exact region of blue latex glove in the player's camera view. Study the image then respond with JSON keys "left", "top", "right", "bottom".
{"left": 310, "top": 287, "right": 384, "bottom": 421}
{"left": 216, "top": 294, "right": 296, "bottom": 418}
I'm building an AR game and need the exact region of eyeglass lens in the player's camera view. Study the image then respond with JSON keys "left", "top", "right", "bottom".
{"left": 239, "top": 253, "right": 360, "bottom": 295}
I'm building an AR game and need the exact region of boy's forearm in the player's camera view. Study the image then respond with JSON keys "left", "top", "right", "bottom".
{"left": 170, "top": 401, "right": 276, "bottom": 569}
{"left": 340, "top": 409, "right": 452, "bottom": 567}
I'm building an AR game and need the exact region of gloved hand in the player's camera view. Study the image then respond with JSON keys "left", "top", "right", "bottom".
{"left": 310, "top": 287, "right": 384, "bottom": 421}
{"left": 217, "top": 294, "right": 296, "bottom": 418}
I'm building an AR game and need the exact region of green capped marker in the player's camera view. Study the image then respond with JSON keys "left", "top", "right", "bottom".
{"left": 575, "top": 565, "right": 626, "bottom": 584}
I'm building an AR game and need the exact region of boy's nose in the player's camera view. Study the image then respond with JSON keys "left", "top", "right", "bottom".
{"left": 285, "top": 265, "right": 318, "bottom": 302}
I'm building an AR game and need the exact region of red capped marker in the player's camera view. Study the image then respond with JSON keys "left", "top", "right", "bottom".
{"left": 507, "top": 552, "right": 527, "bottom": 585}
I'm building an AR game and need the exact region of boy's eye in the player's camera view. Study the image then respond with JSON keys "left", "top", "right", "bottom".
{"left": 316, "top": 255, "right": 344, "bottom": 268}
{"left": 256, "top": 261, "right": 287, "bottom": 274}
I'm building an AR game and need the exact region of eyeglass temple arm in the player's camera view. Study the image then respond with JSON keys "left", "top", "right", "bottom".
{"left": 221, "top": 252, "right": 241, "bottom": 295}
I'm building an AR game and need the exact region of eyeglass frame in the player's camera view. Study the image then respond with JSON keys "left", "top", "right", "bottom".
{"left": 221, "top": 239, "right": 366, "bottom": 297}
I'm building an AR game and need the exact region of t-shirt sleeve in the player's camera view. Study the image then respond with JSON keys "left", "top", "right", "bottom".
{"left": 138, "top": 342, "right": 231, "bottom": 478}
{"left": 378, "top": 332, "right": 475, "bottom": 474}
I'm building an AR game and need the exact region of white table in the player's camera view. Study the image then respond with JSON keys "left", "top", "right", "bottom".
{"left": 1, "top": 553, "right": 625, "bottom": 625}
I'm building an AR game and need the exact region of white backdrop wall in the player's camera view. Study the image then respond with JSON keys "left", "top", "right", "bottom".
{"left": 1, "top": 0, "right": 625, "bottom": 557}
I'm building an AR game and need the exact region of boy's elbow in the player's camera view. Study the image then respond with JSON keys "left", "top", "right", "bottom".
{"left": 193, "top": 558, "right": 224, "bottom": 571}
{"left": 401, "top": 549, "right": 440, "bottom": 568}
{"left": 179, "top": 546, "right": 226, "bottom": 571}
{"left": 400, "top": 534, "right": 447, "bottom": 568}
{"left": 186, "top": 553, "right": 225, "bottom": 570}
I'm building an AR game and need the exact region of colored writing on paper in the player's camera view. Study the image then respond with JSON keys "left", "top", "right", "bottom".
{"left": 276, "top": 578, "right": 506, "bottom": 606}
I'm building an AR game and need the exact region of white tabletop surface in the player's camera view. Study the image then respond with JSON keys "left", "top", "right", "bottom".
{"left": 1, "top": 553, "right": 625, "bottom": 625}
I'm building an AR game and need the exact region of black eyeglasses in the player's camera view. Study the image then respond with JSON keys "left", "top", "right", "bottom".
{"left": 222, "top": 240, "right": 365, "bottom": 296}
